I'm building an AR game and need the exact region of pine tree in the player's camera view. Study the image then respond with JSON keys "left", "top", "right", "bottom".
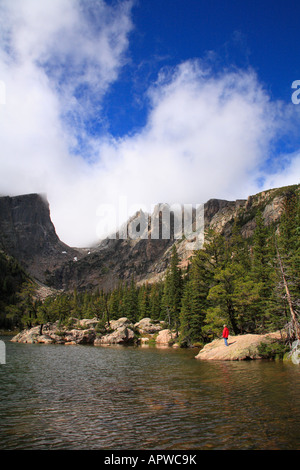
{"left": 126, "top": 276, "right": 139, "bottom": 322}
{"left": 207, "top": 265, "right": 240, "bottom": 335}
{"left": 195, "top": 229, "right": 231, "bottom": 336}
{"left": 5, "top": 281, "right": 37, "bottom": 329}
{"left": 278, "top": 191, "right": 300, "bottom": 300}
{"left": 138, "top": 283, "right": 150, "bottom": 320}
{"left": 97, "top": 289, "right": 108, "bottom": 320}
{"left": 70, "top": 288, "right": 81, "bottom": 318}
{"left": 108, "top": 284, "right": 122, "bottom": 320}
{"left": 179, "top": 252, "right": 211, "bottom": 344}
{"left": 204, "top": 226, "right": 260, "bottom": 335}
{"left": 36, "top": 295, "right": 58, "bottom": 325}
{"left": 149, "top": 282, "right": 163, "bottom": 321}
{"left": 162, "top": 245, "right": 182, "bottom": 331}
{"left": 250, "top": 211, "right": 275, "bottom": 330}
{"left": 274, "top": 191, "right": 300, "bottom": 339}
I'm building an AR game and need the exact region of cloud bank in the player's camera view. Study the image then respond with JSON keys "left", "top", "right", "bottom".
{"left": 0, "top": 0, "right": 299, "bottom": 247}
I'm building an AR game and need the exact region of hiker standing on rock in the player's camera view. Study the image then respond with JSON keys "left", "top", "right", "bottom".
{"left": 222, "top": 324, "right": 229, "bottom": 346}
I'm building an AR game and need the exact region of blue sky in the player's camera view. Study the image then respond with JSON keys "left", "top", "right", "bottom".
{"left": 0, "top": 0, "right": 299, "bottom": 246}
{"left": 102, "top": 0, "right": 300, "bottom": 136}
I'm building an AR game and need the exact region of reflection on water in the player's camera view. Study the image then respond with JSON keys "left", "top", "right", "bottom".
{"left": 0, "top": 337, "right": 300, "bottom": 450}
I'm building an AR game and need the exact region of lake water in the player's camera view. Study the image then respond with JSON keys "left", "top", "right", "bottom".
{"left": 1, "top": 336, "right": 300, "bottom": 450}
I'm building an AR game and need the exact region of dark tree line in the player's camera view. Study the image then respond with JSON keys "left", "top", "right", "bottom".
{"left": 0, "top": 252, "right": 29, "bottom": 329}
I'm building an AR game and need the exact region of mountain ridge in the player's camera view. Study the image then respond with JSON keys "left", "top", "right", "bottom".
{"left": 0, "top": 193, "right": 83, "bottom": 282}
{"left": 0, "top": 184, "right": 298, "bottom": 292}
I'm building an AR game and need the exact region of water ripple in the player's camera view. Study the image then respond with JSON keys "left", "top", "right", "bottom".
{"left": 0, "top": 339, "right": 300, "bottom": 449}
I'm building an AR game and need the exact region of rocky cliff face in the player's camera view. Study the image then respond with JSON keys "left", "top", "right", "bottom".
{"left": 0, "top": 193, "right": 81, "bottom": 282}
{"left": 47, "top": 184, "right": 298, "bottom": 291}
{"left": 0, "top": 185, "right": 298, "bottom": 292}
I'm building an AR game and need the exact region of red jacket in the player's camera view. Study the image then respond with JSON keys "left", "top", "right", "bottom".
{"left": 222, "top": 327, "right": 229, "bottom": 338}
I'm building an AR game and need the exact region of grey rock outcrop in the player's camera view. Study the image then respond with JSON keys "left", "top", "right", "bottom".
{"left": 10, "top": 317, "right": 174, "bottom": 347}
{"left": 94, "top": 317, "right": 136, "bottom": 345}
{"left": 155, "top": 329, "right": 175, "bottom": 346}
{"left": 134, "top": 317, "right": 163, "bottom": 334}
{"left": 11, "top": 317, "right": 137, "bottom": 346}
{"left": 64, "top": 329, "right": 96, "bottom": 345}
{"left": 76, "top": 318, "right": 99, "bottom": 329}
{"left": 11, "top": 325, "right": 58, "bottom": 344}
{"left": 94, "top": 325, "right": 135, "bottom": 346}
{"left": 0, "top": 193, "right": 81, "bottom": 282}
{"left": 1, "top": 185, "right": 298, "bottom": 291}
{"left": 195, "top": 331, "right": 284, "bottom": 361}
{"left": 108, "top": 317, "right": 134, "bottom": 330}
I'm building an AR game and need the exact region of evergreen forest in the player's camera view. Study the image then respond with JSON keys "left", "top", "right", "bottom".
{"left": 1, "top": 190, "right": 299, "bottom": 346}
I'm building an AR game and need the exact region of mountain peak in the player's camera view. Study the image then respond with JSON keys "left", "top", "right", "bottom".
{"left": 0, "top": 184, "right": 298, "bottom": 291}
{"left": 0, "top": 193, "right": 80, "bottom": 282}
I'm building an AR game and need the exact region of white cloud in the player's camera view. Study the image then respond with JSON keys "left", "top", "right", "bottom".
{"left": 260, "top": 151, "right": 300, "bottom": 190}
{"left": 0, "top": 0, "right": 133, "bottom": 138}
{"left": 0, "top": 1, "right": 299, "bottom": 247}
{"left": 0, "top": 0, "right": 134, "bottom": 245}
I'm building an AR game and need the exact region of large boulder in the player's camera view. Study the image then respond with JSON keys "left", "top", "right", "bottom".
{"left": 76, "top": 318, "right": 99, "bottom": 329}
{"left": 94, "top": 326, "right": 135, "bottom": 345}
{"left": 36, "top": 335, "right": 55, "bottom": 344}
{"left": 134, "top": 318, "right": 163, "bottom": 334}
{"left": 11, "top": 326, "right": 44, "bottom": 344}
{"left": 11, "top": 317, "right": 170, "bottom": 348}
{"left": 41, "top": 322, "right": 65, "bottom": 343}
{"left": 155, "top": 329, "right": 175, "bottom": 346}
{"left": 108, "top": 317, "right": 134, "bottom": 330}
{"left": 11, "top": 322, "right": 96, "bottom": 345}
{"left": 10, "top": 325, "right": 61, "bottom": 344}
{"left": 195, "top": 331, "right": 284, "bottom": 361}
{"left": 64, "top": 329, "right": 96, "bottom": 345}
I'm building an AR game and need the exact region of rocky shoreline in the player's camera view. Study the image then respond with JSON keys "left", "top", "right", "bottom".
{"left": 195, "top": 331, "right": 288, "bottom": 361}
{"left": 11, "top": 320, "right": 296, "bottom": 362}
{"left": 10, "top": 317, "right": 178, "bottom": 348}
